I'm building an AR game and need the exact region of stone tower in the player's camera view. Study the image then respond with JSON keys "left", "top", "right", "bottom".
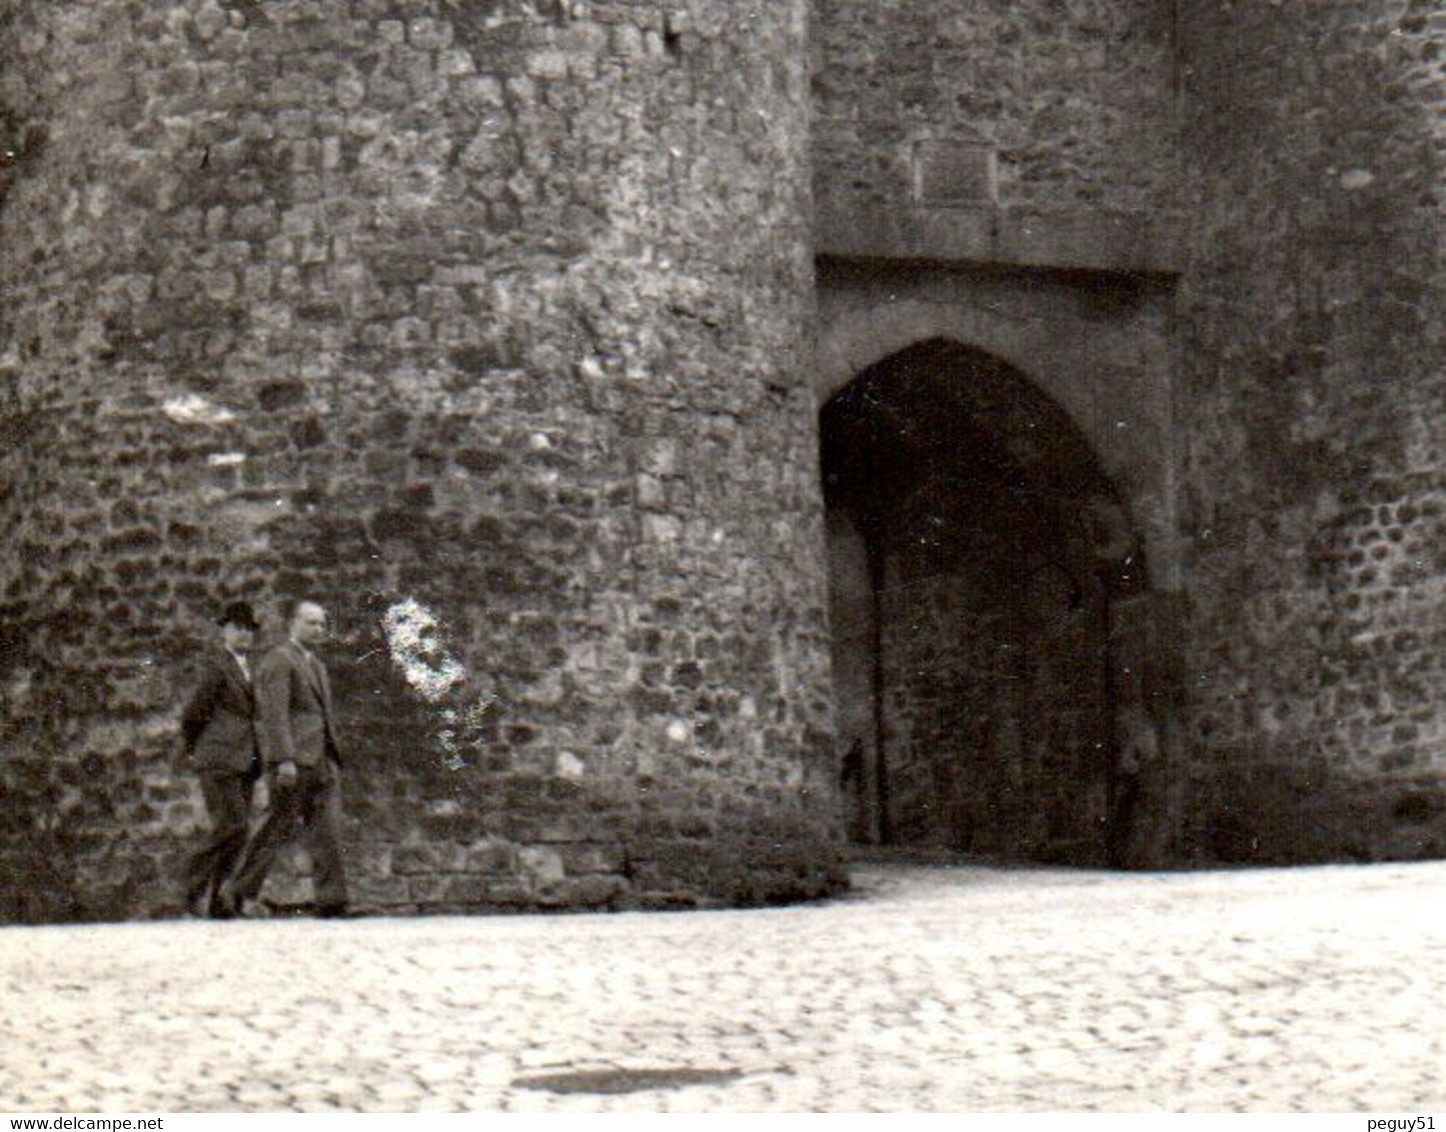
{"left": 1, "top": 1, "right": 1441, "bottom": 923}
{"left": 0, "top": 0, "right": 842, "bottom": 921}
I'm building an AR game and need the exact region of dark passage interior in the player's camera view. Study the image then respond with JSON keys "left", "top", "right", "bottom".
{"left": 821, "top": 339, "right": 1146, "bottom": 864}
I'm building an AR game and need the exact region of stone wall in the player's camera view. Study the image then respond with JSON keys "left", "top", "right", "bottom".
{"left": 812, "top": 0, "right": 1177, "bottom": 219}
{"left": 1175, "top": 0, "right": 1444, "bottom": 862}
{"left": 0, "top": 0, "right": 844, "bottom": 922}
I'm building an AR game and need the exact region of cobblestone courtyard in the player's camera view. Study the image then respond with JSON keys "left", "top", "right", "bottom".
{"left": 2, "top": 862, "right": 1442, "bottom": 1113}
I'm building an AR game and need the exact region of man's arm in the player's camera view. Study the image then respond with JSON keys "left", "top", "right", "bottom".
{"left": 178, "top": 658, "right": 224, "bottom": 757}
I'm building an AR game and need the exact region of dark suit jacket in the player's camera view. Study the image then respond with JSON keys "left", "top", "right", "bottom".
{"left": 180, "top": 645, "right": 258, "bottom": 773}
{"left": 257, "top": 640, "right": 342, "bottom": 769}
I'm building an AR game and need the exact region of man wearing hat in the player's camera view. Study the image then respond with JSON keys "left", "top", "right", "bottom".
{"left": 179, "top": 600, "right": 262, "bottom": 918}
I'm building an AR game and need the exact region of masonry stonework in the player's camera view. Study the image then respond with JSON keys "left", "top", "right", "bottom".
{"left": 0, "top": 1, "right": 1440, "bottom": 922}
{"left": 812, "top": 0, "right": 1177, "bottom": 217}
{"left": 0, "top": 0, "right": 842, "bottom": 922}
{"left": 1175, "top": 1, "right": 1444, "bottom": 861}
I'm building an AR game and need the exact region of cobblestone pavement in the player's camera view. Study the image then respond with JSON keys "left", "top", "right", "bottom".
{"left": 2, "top": 862, "right": 1442, "bottom": 1112}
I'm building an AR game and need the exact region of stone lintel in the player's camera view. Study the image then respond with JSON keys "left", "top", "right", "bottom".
{"left": 815, "top": 196, "right": 1181, "bottom": 277}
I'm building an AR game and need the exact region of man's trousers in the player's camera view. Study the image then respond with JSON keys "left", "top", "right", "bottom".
{"left": 184, "top": 767, "right": 259, "bottom": 911}
{"left": 230, "top": 763, "right": 348, "bottom": 908}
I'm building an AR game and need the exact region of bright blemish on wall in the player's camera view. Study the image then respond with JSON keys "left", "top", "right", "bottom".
{"left": 162, "top": 394, "right": 236, "bottom": 427}
{"left": 382, "top": 598, "right": 494, "bottom": 769}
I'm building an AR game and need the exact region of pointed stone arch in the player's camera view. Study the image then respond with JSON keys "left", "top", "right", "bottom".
{"left": 816, "top": 295, "right": 1170, "bottom": 571}
{"left": 816, "top": 303, "right": 1183, "bottom": 866}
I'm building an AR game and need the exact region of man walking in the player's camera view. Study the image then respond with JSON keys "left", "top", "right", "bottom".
{"left": 223, "top": 600, "right": 349, "bottom": 917}
{"left": 180, "top": 601, "right": 261, "bottom": 919}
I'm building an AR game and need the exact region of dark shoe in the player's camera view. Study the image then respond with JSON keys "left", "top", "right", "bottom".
{"left": 314, "top": 903, "right": 350, "bottom": 919}
{"left": 210, "top": 879, "right": 235, "bottom": 918}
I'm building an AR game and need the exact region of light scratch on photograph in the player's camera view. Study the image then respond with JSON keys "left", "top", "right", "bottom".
{"left": 382, "top": 597, "right": 495, "bottom": 770}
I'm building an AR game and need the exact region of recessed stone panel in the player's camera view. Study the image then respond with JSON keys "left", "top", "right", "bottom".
{"left": 912, "top": 138, "right": 997, "bottom": 207}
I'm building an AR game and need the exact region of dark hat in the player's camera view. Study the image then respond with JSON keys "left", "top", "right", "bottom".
{"left": 217, "top": 601, "right": 261, "bottom": 631}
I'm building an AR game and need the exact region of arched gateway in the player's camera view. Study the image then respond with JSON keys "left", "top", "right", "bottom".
{"left": 819, "top": 337, "right": 1176, "bottom": 866}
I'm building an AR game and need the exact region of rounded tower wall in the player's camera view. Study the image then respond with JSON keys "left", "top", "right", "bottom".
{"left": 0, "top": 0, "right": 842, "bottom": 921}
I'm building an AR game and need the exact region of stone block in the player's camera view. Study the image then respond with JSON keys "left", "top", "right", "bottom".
{"left": 408, "top": 17, "right": 453, "bottom": 51}
{"left": 518, "top": 846, "right": 565, "bottom": 884}
{"left": 559, "top": 843, "right": 623, "bottom": 874}
{"left": 390, "top": 843, "right": 441, "bottom": 875}
{"left": 539, "top": 874, "right": 626, "bottom": 906}
{"left": 463, "top": 840, "right": 515, "bottom": 875}
{"left": 350, "top": 877, "right": 412, "bottom": 907}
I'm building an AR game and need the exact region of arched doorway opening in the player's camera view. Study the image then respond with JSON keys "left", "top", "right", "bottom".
{"left": 821, "top": 339, "right": 1148, "bottom": 865}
